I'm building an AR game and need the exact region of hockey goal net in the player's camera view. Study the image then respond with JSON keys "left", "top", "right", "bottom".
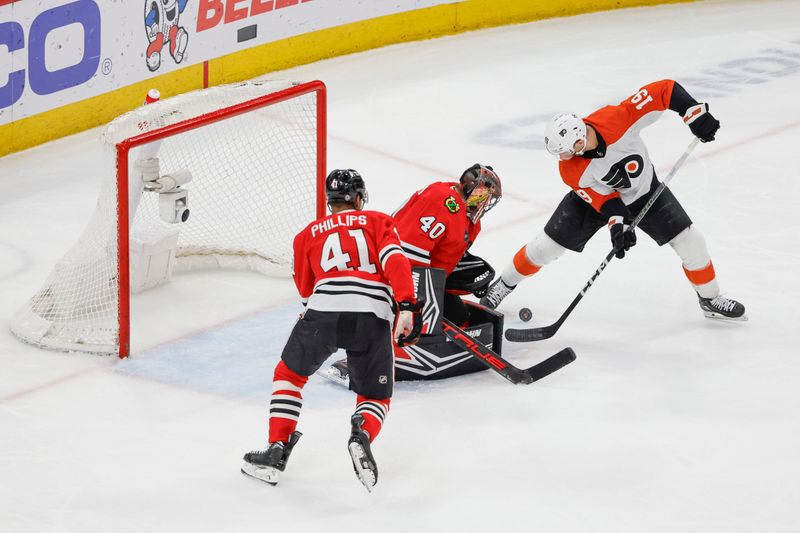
{"left": 11, "top": 80, "right": 326, "bottom": 358}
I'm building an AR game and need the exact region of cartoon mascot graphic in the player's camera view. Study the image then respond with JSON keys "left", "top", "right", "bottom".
{"left": 144, "top": 0, "right": 189, "bottom": 72}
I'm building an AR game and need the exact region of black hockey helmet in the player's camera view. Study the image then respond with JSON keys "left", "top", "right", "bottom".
{"left": 325, "top": 169, "right": 368, "bottom": 206}
{"left": 459, "top": 164, "right": 502, "bottom": 221}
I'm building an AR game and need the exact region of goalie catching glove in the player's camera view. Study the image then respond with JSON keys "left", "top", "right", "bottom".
{"left": 445, "top": 252, "right": 495, "bottom": 298}
{"left": 395, "top": 300, "right": 423, "bottom": 347}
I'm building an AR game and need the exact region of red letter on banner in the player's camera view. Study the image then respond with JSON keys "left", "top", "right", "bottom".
{"left": 225, "top": 0, "right": 249, "bottom": 23}
{"left": 197, "top": 0, "right": 224, "bottom": 32}
{"left": 251, "top": 0, "right": 274, "bottom": 15}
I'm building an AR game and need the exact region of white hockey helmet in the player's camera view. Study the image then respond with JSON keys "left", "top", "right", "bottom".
{"left": 544, "top": 113, "right": 587, "bottom": 157}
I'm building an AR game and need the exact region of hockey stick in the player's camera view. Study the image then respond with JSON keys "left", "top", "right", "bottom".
{"left": 442, "top": 318, "right": 576, "bottom": 384}
{"left": 506, "top": 138, "right": 701, "bottom": 343}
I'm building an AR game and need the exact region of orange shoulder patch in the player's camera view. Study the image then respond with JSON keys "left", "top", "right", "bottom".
{"left": 558, "top": 158, "right": 591, "bottom": 189}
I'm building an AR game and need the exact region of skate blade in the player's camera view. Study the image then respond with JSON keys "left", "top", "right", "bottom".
{"left": 348, "top": 441, "right": 376, "bottom": 493}
{"left": 317, "top": 366, "right": 349, "bottom": 388}
{"left": 703, "top": 310, "right": 748, "bottom": 322}
{"left": 241, "top": 462, "right": 280, "bottom": 485}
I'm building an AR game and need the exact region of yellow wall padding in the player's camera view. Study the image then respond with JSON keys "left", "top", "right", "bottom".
{"left": 0, "top": 65, "right": 205, "bottom": 157}
{"left": 0, "top": 0, "right": 694, "bottom": 157}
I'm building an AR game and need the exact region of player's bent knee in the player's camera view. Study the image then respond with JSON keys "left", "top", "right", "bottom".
{"left": 668, "top": 225, "right": 710, "bottom": 268}
{"left": 527, "top": 232, "right": 567, "bottom": 266}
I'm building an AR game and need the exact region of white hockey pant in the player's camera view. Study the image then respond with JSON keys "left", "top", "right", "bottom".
{"left": 501, "top": 231, "right": 566, "bottom": 286}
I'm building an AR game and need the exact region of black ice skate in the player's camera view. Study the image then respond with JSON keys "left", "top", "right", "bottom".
{"left": 317, "top": 358, "right": 350, "bottom": 388}
{"left": 241, "top": 431, "right": 302, "bottom": 485}
{"left": 348, "top": 414, "right": 378, "bottom": 492}
{"left": 698, "top": 294, "right": 747, "bottom": 321}
{"left": 479, "top": 278, "right": 516, "bottom": 309}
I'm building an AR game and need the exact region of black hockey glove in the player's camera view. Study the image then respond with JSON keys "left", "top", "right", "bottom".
{"left": 608, "top": 216, "right": 636, "bottom": 259}
{"left": 684, "top": 103, "right": 719, "bottom": 143}
{"left": 396, "top": 300, "right": 423, "bottom": 347}
{"left": 445, "top": 252, "right": 495, "bottom": 298}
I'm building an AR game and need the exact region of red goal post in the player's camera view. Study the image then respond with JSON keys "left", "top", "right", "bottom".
{"left": 11, "top": 80, "right": 327, "bottom": 358}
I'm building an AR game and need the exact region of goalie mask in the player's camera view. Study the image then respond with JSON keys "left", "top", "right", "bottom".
{"left": 325, "top": 169, "right": 368, "bottom": 207}
{"left": 460, "top": 164, "right": 502, "bottom": 222}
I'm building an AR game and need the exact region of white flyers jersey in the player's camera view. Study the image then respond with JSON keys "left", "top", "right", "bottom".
{"left": 558, "top": 79, "right": 678, "bottom": 213}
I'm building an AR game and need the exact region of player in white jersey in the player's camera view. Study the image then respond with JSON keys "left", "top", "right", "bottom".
{"left": 481, "top": 80, "right": 746, "bottom": 321}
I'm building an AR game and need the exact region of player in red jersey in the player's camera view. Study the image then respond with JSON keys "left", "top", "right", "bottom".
{"left": 327, "top": 164, "right": 504, "bottom": 383}
{"left": 393, "top": 164, "right": 502, "bottom": 324}
{"left": 242, "top": 169, "right": 421, "bottom": 492}
{"left": 481, "top": 80, "right": 746, "bottom": 321}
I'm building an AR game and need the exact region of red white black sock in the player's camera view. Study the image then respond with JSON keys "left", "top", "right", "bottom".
{"left": 354, "top": 395, "right": 391, "bottom": 442}
{"left": 268, "top": 360, "right": 308, "bottom": 443}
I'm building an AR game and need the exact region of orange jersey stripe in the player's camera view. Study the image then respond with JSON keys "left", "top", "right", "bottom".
{"left": 587, "top": 80, "right": 675, "bottom": 146}
{"left": 559, "top": 156, "right": 592, "bottom": 190}
{"left": 683, "top": 261, "right": 716, "bottom": 285}
{"left": 558, "top": 80, "right": 676, "bottom": 214}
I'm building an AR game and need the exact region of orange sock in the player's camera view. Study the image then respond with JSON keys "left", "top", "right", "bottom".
{"left": 513, "top": 246, "right": 542, "bottom": 277}
{"left": 683, "top": 261, "right": 716, "bottom": 285}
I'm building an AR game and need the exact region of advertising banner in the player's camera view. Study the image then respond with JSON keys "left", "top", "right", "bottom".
{"left": 0, "top": 0, "right": 456, "bottom": 126}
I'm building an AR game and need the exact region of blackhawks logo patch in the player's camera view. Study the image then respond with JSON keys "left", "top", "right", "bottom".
{"left": 444, "top": 195, "right": 460, "bottom": 214}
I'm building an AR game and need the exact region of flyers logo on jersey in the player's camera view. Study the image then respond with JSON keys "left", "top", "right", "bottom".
{"left": 600, "top": 154, "right": 644, "bottom": 189}
{"left": 444, "top": 196, "right": 460, "bottom": 214}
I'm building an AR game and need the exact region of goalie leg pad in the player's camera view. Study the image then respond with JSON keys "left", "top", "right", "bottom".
{"left": 443, "top": 292, "right": 469, "bottom": 327}
{"left": 394, "top": 303, "right": 504, "bottom": 381}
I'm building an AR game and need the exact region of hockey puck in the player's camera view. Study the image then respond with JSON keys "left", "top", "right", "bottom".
{"left": 518, "top": 307, "right": 533, "bottom": 322}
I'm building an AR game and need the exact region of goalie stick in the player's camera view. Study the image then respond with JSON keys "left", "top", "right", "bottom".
{"left": 506, "top": 138, "right": 700, "bottom": 343}
{"left": 441, "top": 318, "right": 576, "bottom": 385}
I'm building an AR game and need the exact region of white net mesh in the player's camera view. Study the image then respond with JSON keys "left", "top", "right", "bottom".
{"left": 11, "top": 80, "right": 322, "bottom": 355}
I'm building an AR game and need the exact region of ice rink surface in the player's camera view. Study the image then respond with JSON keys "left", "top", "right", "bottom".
{"left": 2, "top": 0, "right": 800, "bottom": 531}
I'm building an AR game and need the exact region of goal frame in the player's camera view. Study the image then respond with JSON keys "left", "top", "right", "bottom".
{"left": 115, "top": 81, "right": 326, "bottom": 358}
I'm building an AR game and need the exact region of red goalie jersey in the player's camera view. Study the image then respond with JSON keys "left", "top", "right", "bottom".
{"left": 292, "top": 209, "right": 415, "bottom": 322}
{"left": 393, "top": 181, "right": 481, "bottom": 276}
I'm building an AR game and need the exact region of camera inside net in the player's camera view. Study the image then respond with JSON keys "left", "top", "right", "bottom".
{"left": 141, "top": 167, "right": 192, "bottom": 224}
{"left": 159, "top": 189, "right": 190, "bottom": 224}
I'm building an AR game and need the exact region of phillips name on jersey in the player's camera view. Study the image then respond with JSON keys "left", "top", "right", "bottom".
{"left": 293, "top": 209, "right": 414, "bottom": 323}
{"left": 310, "top": 213, "right": 369, "bottom": 237}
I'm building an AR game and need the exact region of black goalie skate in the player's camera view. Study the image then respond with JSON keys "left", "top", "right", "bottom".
{"left": 698, "top": 294, "right": 747, "bottom": 321}
{"left": 348, "top": 414, "right": 378, "bottom": 492}
{"left": 241, "top": 431, "right": 302, "bottom": 485}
